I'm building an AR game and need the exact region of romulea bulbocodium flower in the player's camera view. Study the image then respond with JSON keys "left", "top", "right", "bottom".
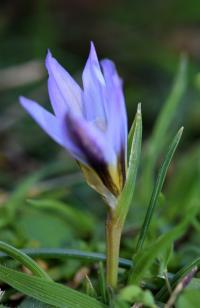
{"left": 20, "top": 42, "right": 128, "bottom": 209}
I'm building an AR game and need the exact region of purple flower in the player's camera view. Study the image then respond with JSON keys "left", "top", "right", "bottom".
{"left": 20, "top": 43, "right": 127, "bottom": 207}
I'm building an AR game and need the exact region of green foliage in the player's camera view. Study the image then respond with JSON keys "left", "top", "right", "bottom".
{"left": 156, "top": 256, "right": 200, "bottom": 301}
{"left": 97, "top": 263, "right": 107, "bottom": 304}
{"left": 0, "top": 241, "right": 51, "bottom": 281}
{"left": 141, "top": 55, "right": 187, "bottom": 198}
{"left": 28, "top": 198, "right": 95, "bottom": 234}
{"left": 118, "top": 285, "right": 156, "bottom": 307}
{"left": 147, "top": 55, "right": 187, "bottom": 161}
{"left": 115, "top": 103, "right": 142, "bottom": 225}
{"left": 129, "top": 212, "right": 195, "bottom": 285}
{"left": 0, "top": 247, "right": 133, "bottom": 268}
{"left": 18, "top": 298, "right": 53, "bottom": 308}
{"left": 0, "top": 265, "right": 105, "bottom": 308}
{"left": 177, "top": 290, "right": 200, "bottom": 308}
{"left": 136, "top": 127, "right": 184, "bottom": 252}
{"left": 158, "top": 243, "right": 173, "bottom": 275}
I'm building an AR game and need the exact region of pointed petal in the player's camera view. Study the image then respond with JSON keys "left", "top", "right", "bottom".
{"left": 101, "top": 59, "right": 128, "bottom": 156}
{"left": 47, "top": 75, "right": 68, "bottom": 117}
{"left": 82, "top": 42, "right": 107, "bottom": 121}
{"left": 19, "top": 96, "right": 64, "bottom": 146}
{"left": 46, "top": 50, "right": 82, "bottom": 116}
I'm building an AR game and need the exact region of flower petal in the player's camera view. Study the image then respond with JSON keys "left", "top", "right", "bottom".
{"left": 62, "top": 113, "right": 121, "bottom": 195}
{"left": 46, "top": 50, "right": 82, "bottom": 116}
{"left": 101, "top": 59, "right": 128, "bottom": 155}
{"left": 47, "top": 75, "right": 68, "bottom": 117}
{"left": 63, "top": 112, "right": 116, "bottom": 164}
{"left": 82, "top": 42, "right": 107, "bottom": 121}
{"left": 19, "top": 96, "right": 64, "bottom": 146}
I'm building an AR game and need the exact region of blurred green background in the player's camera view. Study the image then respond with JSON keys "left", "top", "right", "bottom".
{"left": 0, "top": 0, "right": 199, "bottom": 283}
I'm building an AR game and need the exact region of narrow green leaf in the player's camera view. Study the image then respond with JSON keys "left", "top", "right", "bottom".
{"left": 115, "top": 103, "right": 142, "bottom": 225}
{"left": 158, "top": 243, "right": 173, "bottom": 275}
{"left": 98, "top": 262, "right": 107, "bottom": 304}
{"left": 0, "top": 241, "right": 51, "bottom": 281}
{"left": 129, "top": 219, "right": 190, "bottom": 285}
{"left": 0, "top": 265, "right": 105, "bottom": 308}
{"left": 142, "top": 55, "right": 187, "bottom": 196}
{"left": 0, "top": 247, "right": 133, "bottom": 269}
{"left": 136, "top": 127, "right": 184, "bottom": 252}
{"left": 127, "top": 103, "right": 141, "bottom": 159}
{"left": 85, "top": 275, "right": 97, "bottom": 298}
{"left": 150, "top": 55, "right": 187, "bottom": 158}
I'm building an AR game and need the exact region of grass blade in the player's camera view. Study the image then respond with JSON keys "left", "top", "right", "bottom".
{"left": 98, "top": 262, "right": 107, "bottom": 304}
{"left": 127, "top": 102, "right": 141, "bottom": 160}
{"left": 136, "top": 127, "right": 184, "bottom": 253}
{"left": 0, "top": 265, "right": 105, "bottom": 308}
{"left": 0, "top": 247, "right": 133, "bottom": 269}
{"left": 142, "top": 55, "right": 187, "bottom": 196}
{"left": 150, "top": 55, "right": 187, "bottom": 159}
{"left": 115, "top": 103, "right": 142, "bottom": 225}
{"left": 129, "top": 217, "right": 191, "bottom": 285}
{"left": 0, "top": 241, "right": 51, "bottom": 281}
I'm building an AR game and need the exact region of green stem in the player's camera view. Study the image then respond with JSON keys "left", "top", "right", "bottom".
{"left": 106, "top": 211, "right": 122, "bottom": 289}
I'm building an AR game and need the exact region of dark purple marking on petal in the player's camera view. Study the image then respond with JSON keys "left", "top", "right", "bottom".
{"left": 118, "top": 147, "right": 126, "bottom": 188}
{"left": 65, "top": 114, "right": 120, "bottom": 196}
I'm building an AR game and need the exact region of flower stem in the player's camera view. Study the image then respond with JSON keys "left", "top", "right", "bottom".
{"left": 106, "top": 211, "right": 122, "bottom": 289}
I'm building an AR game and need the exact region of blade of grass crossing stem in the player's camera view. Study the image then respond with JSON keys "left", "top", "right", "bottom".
{"left": 115, "top": 103, "right": 142, "bottom": 225}
{"left": 136, "top": 127, "right": 184, "bottom": 253}
{"left": 0, "top": 241, "right": 51, "bottom": 281}
{"left": 0, "top": 247, "right": 133, "bottom": 269}
{"left": 156, "top": 256, "right": 200, "bottom": 302}
{"left": 0, "top": 265, "right": 105, "bottom": 308}
{"left": 129, "top": 217, "right": 191, "bottom": 285}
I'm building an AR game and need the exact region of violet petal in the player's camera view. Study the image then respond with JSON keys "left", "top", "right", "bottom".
{"left": 46, "top": 50, "right": 82, "bottom": 116}
{"left": 101, "top": 59, "right": 127, "bottom": 155}
{"left": 82, "top": 42, "right": 107, "bottom": 121}
{"left": 19, "top": 96, "right": 64, "bottom": 146}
